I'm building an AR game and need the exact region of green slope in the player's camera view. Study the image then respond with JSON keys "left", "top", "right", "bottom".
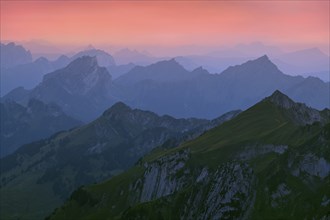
{"left": 1, "top": 102, "right": 238, "bottom": 220}
{"left": 48, "top": 91, "right": 330, "bottom": 219}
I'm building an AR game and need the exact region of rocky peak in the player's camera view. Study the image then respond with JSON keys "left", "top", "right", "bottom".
{"left": 247, "top": 54, "right": 278, "bottom": 69}
{"left": 267, "top": 90, "right": 296, "bottom": 109}
{"left": 266, "top": 90, "right": 326, "bottom": 125}
{"left": 38, "top": 56, "right": 112, "bottom": 98}
{"left": 66, "top": 56, "right": 98, "bottom": 73}
{"left": 71, "top": 49, "right": 116, "bottom": 66}
{"left": 150, "top": 58, "right": 185, "bottom": 71}
{"left": 191, "top": 66, "right": 209, "bottom": 75}
{"left": 102, "top": 102, "right": 132, "bottom": 118}
{"left": 221, "top": 54, "right": 281, "bottom": 77}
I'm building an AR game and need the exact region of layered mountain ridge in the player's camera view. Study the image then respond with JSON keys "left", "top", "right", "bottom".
{"left": 4, "top": 56, "right": 116, "bottom": 122}
{"left": 47, "top": 91, "right": 330, "bottom": 220}
{"left": 4, "top": 54, "right": 329, "bottom": 122}
{"left": 0, "top": 99, "right": 81, "bottom": 157}
{"left": 0, "top": 102, "right": 239, "bottom": 220}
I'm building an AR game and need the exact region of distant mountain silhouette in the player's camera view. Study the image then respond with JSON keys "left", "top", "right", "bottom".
{"left": 0, "top": 99, "right": 81, "bottom": 157}
{"left": 4, "top": 55, "right": 329, "bottom": 121}
{"left": 70, "top": 49, "right": 116, "bottom": 66}
{"left": 176, "top": 45, "right": 329, "bottom": 81}
{"left": 113, "top": 55, "right": 329, "bottom": 119}
{"left": 113, "top": 48, "right": 161, "bottom": 65}
{"left": 0, "top": 42, "right": 33, "bottom": 68}
{"left": 115, "top": 59, "right": 207, "bottom": 85}
{"left": 1, "top": 57, "right": 55, "bottom": 95}
{"left": 272, "top": 48, "right": 329, "bottom": 81}
{"left": 106, "top": 63, "right": 136, "bottom": 79}
{"left": 4, "top": 56, "right": 117, "bottom": 122}
{"left": 0, "top": 47, "right": 122, "bottom": 95}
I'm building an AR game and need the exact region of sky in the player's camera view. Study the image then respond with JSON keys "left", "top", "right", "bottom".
{"left": 1, "top": 1, "right": 329, "bottom": 56}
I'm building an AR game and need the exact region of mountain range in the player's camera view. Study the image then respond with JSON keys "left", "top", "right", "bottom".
{"left": 0, "top": 99, "right": 81, "bottom": 158}
{"left": 4, "top": 54, "right": 329, "bottom": 123}
{"left": 114, "top": 55, "right": 329, "bottom": 119}
{"left": 176, "top": 43, "right": 329, "bottom": 82}
{"left": 113, "top": 48, "right": 162, "bottom": 66}
{"left": 46, "top": 91, "right": 330, "bottom": 220}
{"left": 3, "top": 56, "right": 117, "bottom": 122}
{"left": 0, "top": 42, "right": 33, "bottom": 68}
{"left": 0, "top": 44, "right": 119, "bottom": 95}
{"left": 0, "top": 102, "right": 240, "bottom": 220}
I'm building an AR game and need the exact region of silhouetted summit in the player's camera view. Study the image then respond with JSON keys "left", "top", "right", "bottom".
{"left": 103, "top": 102, "right": 132, "bottom": 116}
{"left": 266, "top": 90, "right": 295, "bottom": 108}
{"left": 0, "top": 42, "right": 32, "bottom": 68}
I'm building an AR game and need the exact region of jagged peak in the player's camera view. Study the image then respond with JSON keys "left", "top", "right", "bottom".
{"left": 265, "top": 90, "right": 326, "bottom": 125}
{"left": 255, "top": 54, "right": 270, "bottom": 61}
{"left": 42, "top": 55, "right": 108, "bottom": 83}
{"left": 247, "top": 54, "right": 276, "bottom": 67}
{"left": 150, "top": 58, "right": 185, "bottom": 69}
{"left": 221, "top": 54, "right": 280, "bottom": 76}
{"left": 266, "top": 90, "right": 295, "bottom": 108}
{"left": 192, "top": 66, "right": 209, "bottom": 75}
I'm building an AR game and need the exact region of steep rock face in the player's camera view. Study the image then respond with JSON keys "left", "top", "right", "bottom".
{"left": 291, "top": 154, "right": 330, "bottom": 179}
{"left": 138, "top": 150, "right": 190, "bottom": 202}
{"left": 182, "top": 163, "right": 255, "bottom": 220}
{"left": 124, "top": 150, "right": 256, "bottom": 220}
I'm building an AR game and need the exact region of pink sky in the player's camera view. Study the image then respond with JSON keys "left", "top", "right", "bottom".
{"left": 1, "top": 1, "right": 329, "bottom": 54}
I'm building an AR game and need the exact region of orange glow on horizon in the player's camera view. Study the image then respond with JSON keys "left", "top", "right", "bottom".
{"left": 1, "top": 1, "right": 329, "bottom": 51}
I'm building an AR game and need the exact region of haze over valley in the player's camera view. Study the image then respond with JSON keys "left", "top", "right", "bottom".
{"left": 0, "top": 1, "right": 329, "bottom": 219}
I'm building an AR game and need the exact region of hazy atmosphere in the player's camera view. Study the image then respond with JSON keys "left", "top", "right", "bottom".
{"left": 1, "top": 1, "right": 329, "bottom": 56}
{"left": 1, "top": 1, "right": 330, "bottom": 220}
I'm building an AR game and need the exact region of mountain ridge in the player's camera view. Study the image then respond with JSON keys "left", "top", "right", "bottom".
{"left": 46, "top": 91, "right": 330, "bottom": 220}
{"left": 0, "top": 101, "right": 240, "bottom": 220}
{"left": 0, "top": 99, "right": 82, "bottom": 157}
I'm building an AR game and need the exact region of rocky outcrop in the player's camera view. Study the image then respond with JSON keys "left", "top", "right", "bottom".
{"left": 266, "top": 90, "right": 327, "bottom": 125}
{"left": 135, "top": 149, "right": 191, "bottom": 202}
{"left": 181, "top": 163, "right": 256, "bottom": 220}
{"left": 127, "top": 149, "right": 256, "bottom": 219}
{"left": 291, "top": 153, "right": 330, "bottom": 179}
{"left": 237, "top": 144, "right": 288, "bottom": 160}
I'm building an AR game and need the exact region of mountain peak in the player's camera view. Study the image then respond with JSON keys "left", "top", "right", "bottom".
{"left": 266, "top": 90, "right": 295, "bottom": 108}
{"left": 256, "top": 54, "right": 270, "bottom": 61}
{"left": 265, "top": 90, "right": 327, "bottom": 125}
{"left": 102, "top": 102, "right": 132, "bottom": 116}
{"left": 67, "top": 56, "right": 98, "bottom": 69}
{"left": 157, "top": 58, "right": 181, "bottom": 66}
{"left": 220, "top": 54, "right": 282, "bottom": 77}
{"left": 71, "top": 49, "right": 116, "bottom": 66}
